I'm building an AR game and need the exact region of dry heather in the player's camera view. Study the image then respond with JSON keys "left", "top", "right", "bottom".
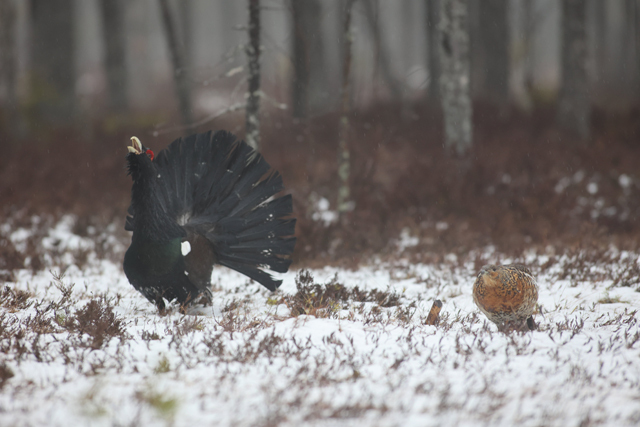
{"left": 1, "top": 216, "right": 639, "bottom": 426}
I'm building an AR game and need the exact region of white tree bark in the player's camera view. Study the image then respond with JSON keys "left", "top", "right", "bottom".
{"left": 439, "top": 0, "right": 472, "bottom": 155}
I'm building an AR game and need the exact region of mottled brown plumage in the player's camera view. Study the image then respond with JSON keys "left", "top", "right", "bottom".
{"left": 472, "top": 264, "right": 538, "bottom": 330}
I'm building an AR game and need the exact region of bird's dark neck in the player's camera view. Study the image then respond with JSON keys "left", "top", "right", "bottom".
{"left": 130, "top": 164, "right": 184, "bottom": 242}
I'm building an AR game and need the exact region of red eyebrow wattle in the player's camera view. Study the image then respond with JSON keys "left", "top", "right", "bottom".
{"left": 146, "top": 149, "right": 154, "bottom": 161}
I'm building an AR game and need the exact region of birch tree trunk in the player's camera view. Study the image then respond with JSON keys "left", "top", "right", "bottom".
{"left": 337, "top": 0, "right": 354, "bottom": 214}
{"left": 158, "top": 0, "right": 193, "bottom": 131}
{"left": 557, "top": 0, "right": 590, "bottom": 140}
{"left": 100, "top": 0, "right": 128, "bottom": 113}
{"left": 245, "top": 0, "right": 261, "bottom": 150}
{"left": 0, "top": 0, "right": 18, "bottom": 136}
{"left": 30, "top": 0, "right": 76, "bottom": 127}
{"left": 439, "top": 0, "right": 472, "bottom": 155}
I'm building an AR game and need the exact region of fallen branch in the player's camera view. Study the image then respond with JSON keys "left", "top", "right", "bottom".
{"left": 425, "top": 299, "right": 442, "bottom": 325}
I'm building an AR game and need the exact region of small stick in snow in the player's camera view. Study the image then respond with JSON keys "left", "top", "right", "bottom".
{"left": 425, "top": 299, "right": 443, "bottom": 325}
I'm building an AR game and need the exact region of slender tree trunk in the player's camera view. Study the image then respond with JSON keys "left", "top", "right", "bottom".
{"left": 629, "top": 0, "right": 640, "bottom": 98}
{"left": 30, "top": 0, "right": 76, "bottom": 127}
{"left": 439, "top": 0, "right": 472, "bottom": 155}
{"left": 0, "top": 0, "right": 18, "bottom": 137}
{"left": 158, "top": 0, "right": 193, "bottom": 131}
{"left": 100, "top": 0, "right": 128, "bottom": 113}
{"left": 478, "top": 0, "right": 509, "bottom": 109}
{"left": 337, "top": 0, "right": 354, "bottom": 214}
{"left": 522, "top": 0, "right": 535, "bottom": 98}
{"left": 245, "top": 0, "right": 261, "bottom": 150}
{"left": 593, "top": 0, "right": 606, "bottom": 91}
{"left": 557, "top": 0, "right": 590, "bottom": 140}
{"left": 291, "top": 0, "right": 309, "bottom": 118}
{"left": 636, "top": 0, "right": 640, "bottom": 99}
{"left": 290, "top": 0, "right": 326, "bottom": 118}
{"left": 362, "top": 0, "right": 404, "bottom": 101}
{"left": 425, "top": 0, "right": 441, "bottom": 103}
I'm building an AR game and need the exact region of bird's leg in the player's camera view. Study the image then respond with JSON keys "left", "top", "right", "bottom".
{"left": 498, "top": 319, "right": 532, "bottom": 333}
{"left": 193, "top": 289, "right": 213, "bottom": 306}
{"left": 180, "top": 292, "right": 195, "bottom": 315}
{"left": 155, "top": 296, "right": 167, "bottom": 315}
{"left": 526, "top": 316, "right": 537, "bottom": 330}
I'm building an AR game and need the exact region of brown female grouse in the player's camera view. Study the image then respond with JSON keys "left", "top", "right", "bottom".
{"left": 472, "top": 264, "right": 538, "bottom": 330}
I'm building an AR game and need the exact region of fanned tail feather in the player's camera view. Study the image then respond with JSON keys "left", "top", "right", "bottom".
{"left": 127, "top": 130, "right": 296, "bottom": 291}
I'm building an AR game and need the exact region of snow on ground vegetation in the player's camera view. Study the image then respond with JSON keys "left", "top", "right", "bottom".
{"left": 1, "top": 216, "right": 640, "bottom": 426}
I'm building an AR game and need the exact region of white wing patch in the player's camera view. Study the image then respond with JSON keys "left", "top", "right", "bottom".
{"left": 181, "top": 241, "right": 191, "bottom": 256}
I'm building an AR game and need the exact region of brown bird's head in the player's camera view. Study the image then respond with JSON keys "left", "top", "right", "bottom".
{"left": 478, "top": 264, "right": 500, "bottom": 281}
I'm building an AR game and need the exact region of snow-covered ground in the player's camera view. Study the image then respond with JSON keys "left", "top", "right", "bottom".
{"left": 1, "top": 217, "right": 640, "bottom": 426}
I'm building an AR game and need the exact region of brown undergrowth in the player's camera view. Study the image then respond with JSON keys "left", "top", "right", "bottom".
{"left": 280, "top": 270, "right": 402, "bottom": 317}
{"left": 1, "top": 103, "right": 639, "bottom": 272}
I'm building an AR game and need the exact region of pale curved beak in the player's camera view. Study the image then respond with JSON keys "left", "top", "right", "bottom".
{"left": 128, "top": 136, "right": 143, "bottom": 154}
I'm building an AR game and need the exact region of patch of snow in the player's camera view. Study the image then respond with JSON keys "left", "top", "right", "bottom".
{"left": 619, "top": 174, "right": 632, "bottom": 188}
{"left": 435, "top": 221, "right": 449, "bottom": 231}
{"left": 41, "top": 215, "right": 94, "bottom": 252}
{"left": 311, "top": 197, "right": 339, "bottom": 226}
{"left": 555, "top": 177, "right": 571, "bottom": 194}
{"left": 1, "top": 224, "right": 640, "bottom": 427}
{"left": 573, "top": 170, "right": 585, "bottom": 183}
{"left": 9, "top": 228, "right": 32, "bottom": 252}
{"left": 396, "top": 228, "right": 419, "bottom": 253}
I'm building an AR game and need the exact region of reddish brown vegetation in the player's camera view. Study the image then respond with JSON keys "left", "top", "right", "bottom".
{"left": 1, "top": 103, "right": 639, "bottom": 268}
